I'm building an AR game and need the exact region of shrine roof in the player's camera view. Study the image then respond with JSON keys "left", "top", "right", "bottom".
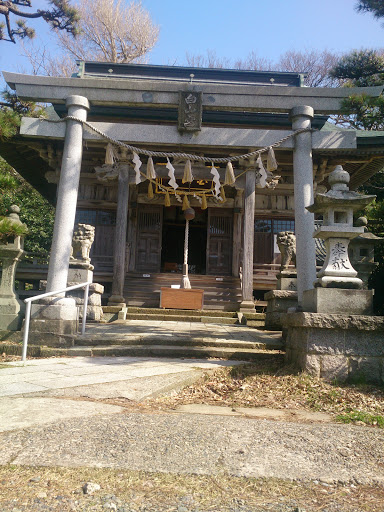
{"left": 75, "top": 61, "right": 305, "bottom": 87}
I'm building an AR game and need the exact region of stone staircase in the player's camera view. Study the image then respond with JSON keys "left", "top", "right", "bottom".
{"left": 58, "top": 305, "right": 283, "bottom": 362}
{"left": 123, "top": 273, "right": 242, "bottom": 311}
{"left": 67, "top": 322, "right": 284, "bottom": 362}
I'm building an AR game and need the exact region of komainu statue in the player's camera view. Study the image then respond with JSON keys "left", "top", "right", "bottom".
{"left": 277, "top": 231, "right": 296, "bottom": 271}
{"left": 70, "top": 223, "right": 95, "bottom": 263}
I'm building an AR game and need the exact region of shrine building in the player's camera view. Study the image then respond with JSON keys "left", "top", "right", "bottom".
{"left": 1, "top": 62, "right": 383, "bottom": 312}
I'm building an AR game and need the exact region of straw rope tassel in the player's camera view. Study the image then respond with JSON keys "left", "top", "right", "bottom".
{"left": 220, "top": 186, "right": 226, "bottom": 202}
{"left": 146, "top": 156, "right": 156, "bottom": 179}
{"left": 105, "top": 143, "right": 116, "bottom": 165}
{"left": 164, "top": 190, "right": 171, "bottom": 207}
{"left": 182, "top": 194, "right": 190, "bottom": 211}
{"left": 224, "top": 162, "right": 236, "bottom": 186}
{"left": 147, "top": 181, "right": 154, "bottom": 199}
{"left": 267, "top": 146, "right": 278, "bottom": 172}
{"left": 182, "top": 160, "right": 194, "bottom": 183}
{"left": 201, "top": 194, "right": 208, "bottom": 210}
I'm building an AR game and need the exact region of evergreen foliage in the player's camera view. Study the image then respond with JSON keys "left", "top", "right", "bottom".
{"left": 356, "top": 0, "right": 384, "bottom": 20}
{"left": 0, "top": 1, "right": 79, "bottom": 43}
{"left": 0, "top": 158, "right": 55, "bottom": 255}
{"left": 0, "top": 215, "right": 28, "bottom": 244}
{"left": 330, "top": 50, "right": 384, "bottom": 130}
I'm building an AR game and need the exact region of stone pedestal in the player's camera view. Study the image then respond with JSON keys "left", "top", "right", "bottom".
{"left": 264, "top": 290, "right": 298, "bottom": 330}
{"left": 29, "top": 297, "right": 78, "bottom": 347}
{"left": 303, "top": 288, "right": 373, "bottom": 315}
{"left": 277, "top": 271, "right": 297, "bottom": 291}
{"left": 283, "top": 312, "right": 384, "bottom": 384}
{"left": 67, "top": 282, "right": 104, "bottom": 321}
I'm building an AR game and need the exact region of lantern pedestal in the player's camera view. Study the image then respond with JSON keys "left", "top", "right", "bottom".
{"left": 303, "top": 287, "right": 373, "bottom": 315}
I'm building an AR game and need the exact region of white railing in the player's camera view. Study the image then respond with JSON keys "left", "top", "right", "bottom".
{"left": 22, "top": 281, "right": 92, "bottom": 363}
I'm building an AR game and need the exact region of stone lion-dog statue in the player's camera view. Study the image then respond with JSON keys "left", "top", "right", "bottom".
{"left": 277, "top": 231, "right": 296, "bottom": 271}
{"left": 70, "top": 223, "right": 95, "bottom": 263}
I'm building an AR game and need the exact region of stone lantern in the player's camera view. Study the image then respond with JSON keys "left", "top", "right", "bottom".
{"left": 0, "top": 205, "right": 27, "bottom": 330}
{"left": 303, "top": 166, "right": 376, "bottom": 314}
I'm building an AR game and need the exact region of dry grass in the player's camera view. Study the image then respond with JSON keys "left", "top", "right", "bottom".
{"left": 0, "top": 465, "right": 384, "bottom": 511}
{"left": 150, "top": 360, "right": 384, "bottom": 424}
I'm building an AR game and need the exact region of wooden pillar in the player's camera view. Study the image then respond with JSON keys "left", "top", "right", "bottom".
{"left": 240, "top": 168, "right": 256, "bottom": 312}
{"left": 232, "top": 189, "right": 243, "bottom": 277}
{"left": 108, "top": 163, "right": 129, "bottom": 306}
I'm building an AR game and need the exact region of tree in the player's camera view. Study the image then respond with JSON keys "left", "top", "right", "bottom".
{"left": 0, "top": 91, "right": 54, "bottom": 254}
{"left": 276, "top": 49, "right": 341, "bottom": 87}
{"left": 0, "top": 0, "right": 79, "bottom": 44}
{"left": 0, "top": 158, "right": 55, "bottom": 255}
{"left": 55, "top": 0, "right": 159, "bottom": 64}
{"left": 185, "top": 49, "right": 340, "bottom": 88}
{"left": 329, "top": 50, "right": 384, "bottom": 130}
{"left": 356, "top": 0, "right": 384, "bottom": 20}
{"left": 21, "top": 0, "right": 160, "bottom": 77}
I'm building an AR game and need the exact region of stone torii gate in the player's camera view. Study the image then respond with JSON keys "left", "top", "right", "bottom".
{"left": 3, "top": 70, "right": 382, "bottom": 337}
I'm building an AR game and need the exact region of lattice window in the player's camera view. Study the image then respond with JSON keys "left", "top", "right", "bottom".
{"left": 75, "top": 210, "right": 116, "bottom": 226}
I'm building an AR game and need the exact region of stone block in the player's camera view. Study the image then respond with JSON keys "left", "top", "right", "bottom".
{"left": 303, "top": 288, "right": 373, "bottom": 315}
{"left": 320, "top": 355, "right": 349, "bottom": 382}
{"left": 348, "top": 357, "right": 382, "bottom": 384}
{"left": 303, "top": 354, "right": 321, "bottom": 376}
{"left": 264, "top": 290, "right": 298, "bottom": 330}
{"left": 277, "top": 275, "right": 297, "bottom": 291}
{"left": 67, "top": 268, "right": 93, "bottom": 283}
{"left": 28, "top": 332, "right": 74, "bottom": 348}
{"left": 307, "top": 328, "right": 345, "bottom": 355}
{"left": 31, "top": 301, "right": 78, "bottom": 322}
{"left": 343, "top": 330, "right": 384, "bottom": 357}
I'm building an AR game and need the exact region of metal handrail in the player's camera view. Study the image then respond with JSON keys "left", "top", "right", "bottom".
{"left": 22, "top": 281, "right": 92, "bottom": 363}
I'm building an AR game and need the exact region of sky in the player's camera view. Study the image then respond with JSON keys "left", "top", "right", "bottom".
{"left": 0, "top": 0, "right": 383, "bottom": 78}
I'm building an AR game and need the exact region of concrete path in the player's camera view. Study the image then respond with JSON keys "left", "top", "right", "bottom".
{"left": 1, "top": 356, "right": 383, "bottom": 486}
{"left": 0, "top": 356, "right": 239, "bottom": 431}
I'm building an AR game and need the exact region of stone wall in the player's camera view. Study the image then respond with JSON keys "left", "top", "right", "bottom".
{"left": 283, "top": 312, "right": 384, "bottom": 384}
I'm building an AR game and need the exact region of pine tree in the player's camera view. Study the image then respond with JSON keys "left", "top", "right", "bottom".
{"left": 0, "top": 1, "right": 79, "bottom": 44}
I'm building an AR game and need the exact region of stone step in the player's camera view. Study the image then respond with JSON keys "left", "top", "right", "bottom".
{"left": 124, "top": 300, "right": 243, "bottom": 312}
{"left": 74, "top": 333, "right": 283, "bottom": 350}
{"left": 126, "top": 307, "right": 239, "bottom": 318}
{"left": 247, "top": 320, "right": 267, "bottom": 328}
{"left": 123, "top": 313, "right": 240, "bottom": 324}
{"left": 42, "top": 344, "right": 285, "bottom": 362}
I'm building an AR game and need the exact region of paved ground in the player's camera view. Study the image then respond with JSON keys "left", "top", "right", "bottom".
{"left": 1, "top": 354, "right": 383, "bottom": 492}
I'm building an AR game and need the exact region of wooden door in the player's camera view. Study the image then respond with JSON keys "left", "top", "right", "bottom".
{"left": 207, "top": 208, "right": 233, "bottom": 275}
{"left": 135, "top": 205, "right": 162, "bottom": 272}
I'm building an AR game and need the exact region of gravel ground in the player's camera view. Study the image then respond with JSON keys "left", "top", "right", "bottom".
{"left": 1, "top": 410, "right": 383, "bottom": 484}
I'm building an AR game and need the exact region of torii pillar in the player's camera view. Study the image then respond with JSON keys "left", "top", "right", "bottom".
{"left": 29, "top": 95, "right": 90, "bottom": 345}
{"left": 291, "top": 106, "right": 317, "bottom": 306}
